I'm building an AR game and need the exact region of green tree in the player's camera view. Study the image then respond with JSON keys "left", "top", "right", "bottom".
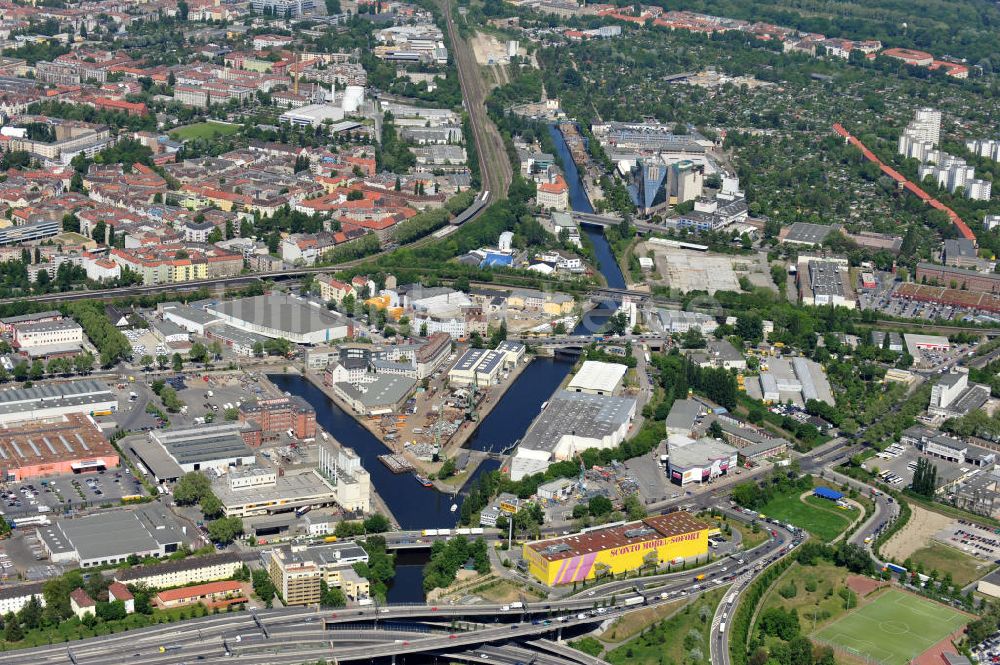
{"left": 319, "top": 580, "right": 346, "bottom": 608}
{"left": 174, "top": 472, "right": 211, "bottom": 505}
{"left": 200, "top": 492, "right": 224, "bottom": 519}
{"left": 588, "top": 495, "right": 613, "bottom": 517}
{"left": 207, "top": 517, "right": 243, "bottom": 544}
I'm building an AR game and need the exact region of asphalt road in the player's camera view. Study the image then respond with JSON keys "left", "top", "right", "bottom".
{"left": 2, "top": 516, "right": 797, "bottom": 665}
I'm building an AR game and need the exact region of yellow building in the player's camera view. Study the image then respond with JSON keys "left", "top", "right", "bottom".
{"left": 523, "top": 512, "right": 709, "bottom": 586}
{"left": 170, "top": 259, "right": 208, "bottom": 283}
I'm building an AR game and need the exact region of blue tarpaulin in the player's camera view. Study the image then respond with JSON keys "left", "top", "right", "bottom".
{"left": 813, "top": 486, "right": 844, "bottom": 501}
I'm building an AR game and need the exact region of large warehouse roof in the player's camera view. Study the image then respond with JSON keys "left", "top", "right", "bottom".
{"left": 0, "top": 379, "right": 114, "bottom": 416}
{"left": 519, "top": 390, "right": 636, "bottom": 455}
{"left": 567, "top": 361, "right": 628, "bottom": 394}
{"left": 208, "top": 294, "right": 349, "bottom": 337}
{"left": 526, "top": 512, "right": 708, "bottom": 562}
{"left": 151, "top": 423, "right": 254, "bottom": 466}
{"left": 0, "top": 413, "right": 117, "bottom": 473}
{"left": 38, "top": 506, "right": 185, "bottom": 562}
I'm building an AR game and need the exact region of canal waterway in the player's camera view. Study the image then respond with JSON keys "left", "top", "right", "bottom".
{"left": 546, "top": 124, "right": 627, "bottom": 291}
{"left": 275, "top": 124, "right": 627, "bottom": 601}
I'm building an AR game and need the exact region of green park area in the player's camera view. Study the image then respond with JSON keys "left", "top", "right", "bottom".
{"left": 906, "top": 541, "right": 991, "bottom": 587}
{"left": 169, "top": 121, "right": 241, "bottom": 141}
{"left": 759, "top": 489, "right": 860, "bottom": 543}
{"left": 812, "top": 589, "right": 968, "bottom": 664}
{"left": 602, "top": 587, "right": 728, "bottom": 665}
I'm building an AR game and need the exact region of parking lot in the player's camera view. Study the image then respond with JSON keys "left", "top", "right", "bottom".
{"left": 936, "top": 519, "right": 1000, "bottom": 562}
{"left": 123, "top": 328, "right": 165, "bottom": 361}
{"left": 0, "top": 468, "right": 145, "bottom": 520}
{"left": 861, "top": 279, "right": 994, "bottom": 323}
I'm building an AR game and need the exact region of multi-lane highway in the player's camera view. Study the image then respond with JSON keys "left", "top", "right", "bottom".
{"left": 2, "top": 515, "right": 798, "bottom": 665}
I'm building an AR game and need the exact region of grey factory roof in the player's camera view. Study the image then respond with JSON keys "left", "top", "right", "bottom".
{"left": 0, "top": 380, "right": 114, "bottom": 414}
{"left": 38, "top": 506, "right": 184, "bottom": 562}
{"left": 951, "top": 384, "right": 991, "bottom": 415}
{"left": 666, "top": 398, "right": 702, "bottom": 432}
{"left": 209, "top": 294, "right": 348, "bottom": 335}
{"left": 476, "top": 350, "right": 505, "bottom": 375}
{"left": 783, "top": 222, "right": 836, "bottom": 244}
{"left": 151, "top": 424, "right": 254, "bottom": 465}
{"left": 213, "top": 470, "right": 336, "bottom": 507}
{"left": 1, "top": 311, "right": 62, "bottom": 326}
{"left": 519, "top": 390, "right": 636, "bottom": 454}
{"left": 13, "top": 319, "right": 82, "bottom": 334}
{"left": 208, "top": 323, "right": 268, "bottom": 348}
{"left": 336, "top": 374, "right": 416, "bottom": 408}
{"left": 151, "top": 319, "right": 189, "bottom": 338}
{"left": 126, "top": 437, "right": 185, "bottom": 482}
{"left": 453, "top": 347, "right": 489, "bottom": 372}
{"left": 116, "top": 551, "right": 244, "bottom": 582}
{"left": 668, "top": 438, "right": 737, "bottom": 470}
{"left": 163, "top": 304, "right": 221, "bottom": 326}
{"left": 807, "top": 260, "right": 847, "bottom": 298}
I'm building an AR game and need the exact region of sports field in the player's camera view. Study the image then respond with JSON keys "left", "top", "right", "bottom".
{"left": 812, "top": 589, "right": 968, "bottom": 664}
{"left": 169, "top": 121, "right": 240, "bottom": 140}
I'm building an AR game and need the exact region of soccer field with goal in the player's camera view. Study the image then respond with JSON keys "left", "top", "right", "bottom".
{"left": 812, "top": 589, "right": 968, "bottom": 665}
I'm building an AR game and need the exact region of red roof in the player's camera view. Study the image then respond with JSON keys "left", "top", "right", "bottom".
{"left": 155, "top": 581, "right": 244, "bottom": 603}
{"left": 108, "top": 581, "right": 133, "bottom": 602}
{"left": 70, "top": 588, "right": 95, "bottom": 608}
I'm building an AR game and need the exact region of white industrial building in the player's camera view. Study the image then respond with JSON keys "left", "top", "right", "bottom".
{"left": 12, "top": 319, "right": 83, "bottom": 351}
{"left": 207, "top": 294, "right": 351, "bottom": 345}
{"left": 0, "top": 380, "right": 117, "bottom": 425}
{"left": 317, "top": 437, "right": 371, "bottom": 513}
{"left": 37, "top": 505, "right": 187, "bottom": 568}
{"left": 756, "top": 357, "right": 834, "bottom": 406}
{"left": 448, "top": 348, "right": 506, "bottom": 387}
{"left": 147, "top": 423, "right": 256, "bottom": 475}
{"left": 566, "top": 360, "right": 628, "bottom": 396}
{"left": 666, "top": 436, "right": 738, "bottom": 486}
{"left": 510, "top": 391, "right": 636, "bottom": 480}
{"left": 279, "top": 103, "right": 345, "bottom": 127}
{"left": 928, "top": 371, "right": 991, "bottom": 418}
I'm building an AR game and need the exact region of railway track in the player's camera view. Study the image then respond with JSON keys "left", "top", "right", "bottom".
{"left": 439, "top": 0, "right": 512, "bottom": 202}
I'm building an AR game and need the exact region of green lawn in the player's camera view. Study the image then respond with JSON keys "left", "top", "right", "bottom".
{"left": 758, "top": 561, "right": 854, "bottom": 632}
{"left": 759, "top": 489, "right": 859, "bottom": 543}
{"left": 812, "top": 589, "right": 968, "bottom": 665}
{"left": 605, "top": 587, "right": 727, "bottom": 665}
{"left": 907, "top": 541, "right": 992, "bottom": 587}
{"left": 732, "top": 520, "right": 770, "bottom": 550}
{"left": 169, "top": 121, "right": 240, "bottom": 140}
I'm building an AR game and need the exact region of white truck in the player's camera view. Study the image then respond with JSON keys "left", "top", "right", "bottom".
{"left": 623, "top": 596, "right": 644, "bottom": 607}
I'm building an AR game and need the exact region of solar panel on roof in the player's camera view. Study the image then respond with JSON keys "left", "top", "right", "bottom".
{"left": 26, "top": 439, "right": 40, "bottom": 457}
{"left": 75, "top": 432, "right": 89, "bottom": 452}
{"left": 624, "top": 527, "right": 655, "bottom": 539}
{"left": 59, "top": 435, "right": 72, "bottom": 453}
{"left": 42, "top": 437, "right": 56, "bottom": 455}
{"left": 542, "top": 543, "right": 571, "bottom": 555}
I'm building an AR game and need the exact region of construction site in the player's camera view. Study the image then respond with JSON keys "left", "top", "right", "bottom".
{"left": 307, "top": 348, "right": 533, "bottom": 489}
